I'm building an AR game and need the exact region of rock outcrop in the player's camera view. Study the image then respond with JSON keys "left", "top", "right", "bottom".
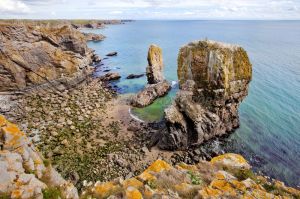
{"left": 83, "top": 153, "right": 300, "bottom": 199}
{"left": 100, "top": 72, "right": 121, "bottom": 81}
{"left": 146, "top": 44, "right": 164, "bottom": 84}
{"left": 158, "top": 40, "right": 252, "bottom": 149}
{"left": 0, "top": 115, "right": 78, "bottom": 199}
{"left": 132, "top": 45, "right": 171, "bottom": 107}
{"left": 0, "top": 23, "right": 95, "bottom": 92}
{"left": 83, "top": 32, "right": 105, "bottom": 41}
{"left": 131, "top": 80, "right": 171, "bottom": 107}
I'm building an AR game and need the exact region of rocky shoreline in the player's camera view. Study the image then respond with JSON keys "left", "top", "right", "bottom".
{"left": 0, "top": 21, "right": 299, "bottom": 198}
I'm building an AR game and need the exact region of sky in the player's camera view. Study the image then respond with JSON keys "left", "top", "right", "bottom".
{"left": 0, "top": 0, "right": 300, "bottom": 20}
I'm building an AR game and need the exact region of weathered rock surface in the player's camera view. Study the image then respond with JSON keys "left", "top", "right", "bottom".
{"left": 100, "top": 72, "right": 121, "bottom": 81}
{"left": 0, "top": 23, "right": 94, "bottom": 92}
{"left": 131, "top": 80, "right": 171, "bottom": 107}
{"left": 83, "top": 153, "right": 300, "bottom": 199}
{"left": 83, "top": 32, "right": 105, "bottom": 41}
{"left": 126, "top": 73, "right": 144, "bottom": 79}
{"left": 132, "top": 45, "right": 171, "bottom": 107}
{"left": 0, "top": 115, "right": 78, "bottom": 199}
{"left": 146, "top": 44, "right": 164, "bottom": 84}
{"left": 158, "top": 40, "right": 252, "bottom": 150}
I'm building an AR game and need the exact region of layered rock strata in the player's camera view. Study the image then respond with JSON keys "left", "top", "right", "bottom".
{"left": 0, "top": 23, "right": 95, "bottom": 92}
{"left": 132, "top": 45, "right": 171, "bottom": 107}
{"left": 158, "top": 40, "right": 252, "bottom": 150}
{"left": 0, "top": 115, "right": 78, "bottom": 199}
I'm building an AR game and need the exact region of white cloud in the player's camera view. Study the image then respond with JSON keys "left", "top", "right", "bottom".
{"left": 0, "top": 0, "right": 300, "bottom": 19}
{"left": 0, "top": 0, "right": 31, "bottom": 14}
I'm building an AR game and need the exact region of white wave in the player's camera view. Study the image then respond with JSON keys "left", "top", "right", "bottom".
{"left": 171, "top": 81, "right": 177, "bottom": 87}
{"left": 128, "top": 108, "right": 145, "bottom": 123}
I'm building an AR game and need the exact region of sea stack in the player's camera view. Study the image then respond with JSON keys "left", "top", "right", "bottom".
{"left": 157, "top": 40, "right": 252, "bottom": 150}
{"left": 131, "top": 45, "right": 171, "bottom": 107}
{"left": 146, "top": 44, "right": 164, "bottom": 84}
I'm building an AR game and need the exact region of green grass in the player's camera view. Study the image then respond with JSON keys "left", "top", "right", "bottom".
{"left": 42, "top": 187, "right": 62, "bottom": 199}
{"left": 187, "top": 170, "right": 202, "bottom": 185}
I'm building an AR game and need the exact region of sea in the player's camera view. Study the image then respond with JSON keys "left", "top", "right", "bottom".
{"left": 82, "top": 20, "right": 300, "bottom": 187}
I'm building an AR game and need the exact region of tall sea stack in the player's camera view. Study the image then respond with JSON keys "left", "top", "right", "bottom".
{"left": 158, "top": 40, "right": 252, "bottom": 150}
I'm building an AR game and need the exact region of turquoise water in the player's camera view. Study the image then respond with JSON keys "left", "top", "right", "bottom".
{"left": 83, "top": 21, "right": 300, "bottom": 187}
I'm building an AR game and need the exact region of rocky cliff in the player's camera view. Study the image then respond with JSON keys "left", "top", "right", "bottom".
{"left": 0, "top": 115, "right": 78, "bottom": 199}
{"left": 157, "top": 40, "right": 252, "bottom": 149}
{"left": 0, "top": 23, "right": 95, "bottom": 92}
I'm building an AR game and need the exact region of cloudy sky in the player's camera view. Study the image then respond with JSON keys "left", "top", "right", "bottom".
{"left": 0, "top": 0, "right": 299, "bottom": 20}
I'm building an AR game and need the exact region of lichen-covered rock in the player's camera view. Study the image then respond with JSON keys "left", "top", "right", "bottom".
{"left": 146, "top": 44, "right": 164, "bottom": 84}
{"left": 132, "top": 44, "right": 171, "bottom": 107}
{"left": 158, "top": 40, "right": 252, "bottom": 149}
{"left": 0, "top": 115, "right": 79, "bottom": 199}
{"left": 84, "top": 153, "right": 300, "bottom": 199}
{"left": 0, "top": 23, "right": 94, "bottom": 92}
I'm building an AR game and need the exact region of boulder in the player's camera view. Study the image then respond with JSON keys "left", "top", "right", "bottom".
{"left": 126, "top": 74, "right": 144, "bottom": 79}
{"left": 131, "top": 80, "right": 171, "bottom": 108}
{"left": 0, "top": 23, "right": 95, "bottom": 92}
{"left": 100, "top": 72, "right": 121, "bottom": 81}
{"left": 158, "top": 40, "right": 252, "bottom": 150}
{"left": 131, "top": 45, "right": 171, "bottom": 107}
{"left": 106, "top": 52, "right": 118, "bottom": 56}
{"left": 146, "top": 44, "right": 164, "bottom": 84}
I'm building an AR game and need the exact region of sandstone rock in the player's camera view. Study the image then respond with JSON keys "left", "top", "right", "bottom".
{"left": 131, "top": 45, "right": 171, "bottom": 107}
{"left": 131, "top": 80, "right": 171, "bottom": 107}
{"left": 0, "top": 115, "right": 79, "bottom": 198}
{"left": 106, "top": 52, "right": 118, "bottom": 56}
{"left": 0, "top": 23, "right": 94, "bottom": 92}
{"left": 158, "top": 40, "right": 252, "bottom": 150}
{"left": 126, "top": 74, "right": 145, "bottom": 79}
{"left": 146, "top": 44, "right": 164, "bottom": 84}
{"left": 100, "top": 72, "right": 121, "bottom": 81}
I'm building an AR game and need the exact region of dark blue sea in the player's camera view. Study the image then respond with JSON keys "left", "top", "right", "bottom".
{"left": 83, "top": 20, "right": 300, "bottom": 187}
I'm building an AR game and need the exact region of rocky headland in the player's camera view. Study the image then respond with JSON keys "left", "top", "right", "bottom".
{"left": 0, "top": 21, "right": 299, "bottom": 199}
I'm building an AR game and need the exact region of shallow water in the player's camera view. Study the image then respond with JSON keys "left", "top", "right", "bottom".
{"left": 83, "top": 20, "right": 300, "bottom": 187}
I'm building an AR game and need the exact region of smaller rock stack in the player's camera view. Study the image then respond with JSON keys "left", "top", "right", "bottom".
{"left": 131, "top": 45, "right": 171, "bottom": 107}
{"left": 157, "top": 40, "right": 252, "bottom": 150}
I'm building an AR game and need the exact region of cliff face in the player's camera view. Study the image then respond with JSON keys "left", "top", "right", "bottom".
{"left": 158, "top": 40, "right": 252, "bottom": 150}
{"left": 0, "top": 23, "right": 94, "bottom": 92}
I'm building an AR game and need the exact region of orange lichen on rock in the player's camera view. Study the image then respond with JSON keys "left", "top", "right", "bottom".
{"left": 176, "top": 162, "right": 198, "bottom": 171}
{"left": 139, "top": 159, "right": 171, "bottom": 181}
{"left": 93, "top": 181, "right": 119, "bottom": 198}
{"left": 0, "top": 115, "right": 7, "bottom": 126}
{"left": 122, "top": 178, "right": 144, "bottom": 189}
{"left": 125, "top": 187, "right": 143, "bottom": 199}
{"left": 210, "top": 153, "right": 251, "bottom": 170}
